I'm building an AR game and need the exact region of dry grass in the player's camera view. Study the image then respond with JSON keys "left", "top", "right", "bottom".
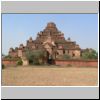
{"left": 2, "top": 65, "right": 98, "bottom": 86}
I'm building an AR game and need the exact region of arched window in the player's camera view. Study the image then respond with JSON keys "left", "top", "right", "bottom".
{"left": 72, "top": 53, "right": 75, "bottom": 57}
{"left": 68, "top": 50, "right": 69, "bottom": 54}
{"left": 63, "top": 49, "right": 65, "bottom": 54}
{"left": 56, "top": 52, "right": 59, "bottom": 55}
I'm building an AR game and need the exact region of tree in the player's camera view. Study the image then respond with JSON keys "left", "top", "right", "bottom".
{"left": 25, "top": 49, "right": 46, "bottom": 65}
{"left": 57, "top": 54, "right": 71, "bottom": 60}
{"left": 16, "top": 58, "right": 23, "bottom": 65}
{"left": 2, "top": 64, "right": 5, "bottom": 69}
{"left": 4, "top": 55, "right": 12, "bottom": 59}
{"left": 62, "top": 54, "right": 71, "bottom": 60}
{"left": 82, "top": 49, "right": 98, "bottom": 59}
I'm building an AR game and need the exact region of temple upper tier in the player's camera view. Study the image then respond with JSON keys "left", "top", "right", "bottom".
{"left": 9, "top": 22, "right": 81, "bottom": 59}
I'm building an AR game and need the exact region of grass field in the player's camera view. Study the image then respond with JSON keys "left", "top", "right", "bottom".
{"left": 2, "top": 65, "right": 98, "bottom": 86}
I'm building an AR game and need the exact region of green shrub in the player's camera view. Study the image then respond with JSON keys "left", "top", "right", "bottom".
{"left": 57, "top": 54, "right": 71, "bottom": 60}
{"left": 33, "top": 61, "right": 40, "bottom": 65}
{"left": 66, "top": 64, "right": 72, "bottom": 67}
{"left": 62, "top": 54, "right": 71, "bottom": 60}
{"left": 17, "top": 59, "right": 23, "bottom": 65}
{"left": 25, "top": 49, "right": 46, "bottom": 65}
{"left": 2, "top": 64, "right": 5, "bottom": 69}
{"left": 82, "top": 49, "right": 98, "bottom": 60}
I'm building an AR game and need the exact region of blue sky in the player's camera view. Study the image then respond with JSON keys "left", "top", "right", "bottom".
{"left": 2, "top": 14, "right": 98, "bottom": 55}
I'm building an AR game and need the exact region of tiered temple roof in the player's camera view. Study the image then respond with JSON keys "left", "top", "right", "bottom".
{"left": 9, "top": 22, "right": 81, "bottom": 58}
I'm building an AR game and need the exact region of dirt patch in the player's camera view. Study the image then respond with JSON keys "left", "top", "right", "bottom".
{"left": 2, "top": 65, "right": 98, "bottom": 86}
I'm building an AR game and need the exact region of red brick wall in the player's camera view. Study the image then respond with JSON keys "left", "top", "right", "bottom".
{"left": 2, "top": 59, "right": 98, "bottom": 68}
{"left": 2, "top": 60, "right": 17, "bottom": 67}
{"left": 55, "top": 59, "right": 98, "bottom": 67}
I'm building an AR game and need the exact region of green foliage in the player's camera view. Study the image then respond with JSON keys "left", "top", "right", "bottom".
{"left": 2, "top": 64, "right": 5, "bottom": 69}
{"left": 16, "top": 59, "right": 23, "bottom": 65}
{"left": 25, "top": 49, "right": 46, "bottom": 65}
{"left": 62, "top": 54, "right": 71, "bottom": 60}
{"left": 66, "top": 64, "right": 72, "bottom": 67}
{"left": 4, "top": 55, "right": 12, "bottom": 59}
{"left": 4, "top": 55, "right": 20, "bottom": 61}
{"left": 82, "top": 49, "right": 98, "bottom": 60}
{"left": 57, "top": 54, "right": 71, "bottom": 60}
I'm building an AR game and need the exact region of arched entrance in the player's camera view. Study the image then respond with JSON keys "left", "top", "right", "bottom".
{"left": 46, "top": 51, "right": 54, "bottom": 64}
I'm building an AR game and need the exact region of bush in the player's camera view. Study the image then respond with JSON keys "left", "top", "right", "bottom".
{"left": 82, "top": 49, "right": 98, "bottom": 60}
{"left": 57, "top": 54, "right": 71, "bottom": 60}
{"left": 66, "top": 64, "right": 72, "bottom": 67}
{"left": 33, "top": 61, "right": 40, "bottom": 65}
{"left": 25, "top": 49, "right": 46, "bottom": 65}
{"left": 17, "top": 59, "right": 23, "bottom": 65}
{"left": 62, "top": 54, "right": 71, "bottom": 60}
{"left": 5, "top": 55, "right": 12, "bottom": 58}
{"left": 2, "top": 64, "right": 5, "bottom": 69}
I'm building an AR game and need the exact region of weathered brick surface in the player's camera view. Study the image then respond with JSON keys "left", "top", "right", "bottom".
{"left": 2, "top": 59, "right": 98, "bottom": 68}
{"left": 2, "top": 60, "right": 17, "bottom": 67}
{"left": 55, "top": 60, "right": 98, "bottom": 67}
{"left": 8, "top": 22, "right": 81, "bottom": 59}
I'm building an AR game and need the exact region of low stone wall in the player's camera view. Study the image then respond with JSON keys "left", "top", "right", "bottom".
{"left": 55, "top": 59, "right": 98, "bottom": 67}
{"left": 2, "top": 59, "right": 17, "bottom": 67}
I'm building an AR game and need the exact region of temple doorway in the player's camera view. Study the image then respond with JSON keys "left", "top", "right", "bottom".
{"left": 46, "top": 51, "right": 54, "bottom": 64}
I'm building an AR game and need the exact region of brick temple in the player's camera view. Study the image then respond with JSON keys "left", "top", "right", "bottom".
{"left": 9, "top": 22, "right": 81, "bottom": 63}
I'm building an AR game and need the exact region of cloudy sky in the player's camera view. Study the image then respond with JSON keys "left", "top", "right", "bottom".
{"left": 2, "top": 14, "right": 98, "bottom": 55}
